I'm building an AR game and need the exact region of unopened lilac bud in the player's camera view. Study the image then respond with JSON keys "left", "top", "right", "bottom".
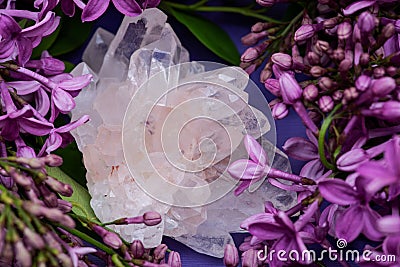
{"left": 57, "top": 253, "right": 73, "bottom": 267}
{"left": 259, "top": 62, "right": 272, "bottom": 82}
{"left": 323, "top": 17, "right": 340, "bottom": 29}
{"left": 279, "top": 73, "right": 302, "bottom": 104}
{"left": 318, "top": 96, "right": 334, "bottom": 112}
{"left": 43, "top": 207, "right": 75, "bottom": 228}
{"left": 251, "top": 22, "right": 272, "bottom": 33}
{"left": 241, "top": 47, "right": 260, "bottom": 63}
{"left": 333, "top": 48, "right": 345, "bottom": 61}
{"left": 23, "top": 228, "right": 45, "bottom": 249}
{"left": 43, "top": 232, "right": 63, "bottom": 252}
{"left": 131, "top": 240, "right": 144, "bottom": 258}
{"left": 256, "top": 0, "right": 275, "bottom": 7}
{"left": 337, "top": 148, "right": 369, "bottom": 171}
{"left": 272, "top": 64, "right": 291, "bottom": 79}
{"left": 241, "top": 31, "right": 268, "bottom": 46}
{"left": 57, "top": 199, "right": 73, "bottom": 213}
{"left": 373, "top": 67, "right": 385, "bottom": 78}
{"left": 352, "top": 24, "right": 361, "bottom": 42}
{"left": 337, "top": 21, "right": 352, "bottom": 40}
{"left": 272, "top": 102, "right": 289, "bottom": 119}
{"left": 303, "top": 84, "right": 319, "bottom": 101}
{"left": 370, "top": 76, "right": 396, "bottom": 97}
{"left": 14, "top": 157, "right": 43, "bottom": 169}
{"left": 242, "top": 249, "right": 258, "bottom": 267}
{"left": 318, "top": 77, "right": 333, "bottom": 91}
{"left": 38, "top": 185, "right": 58, "bottom": 207}
{"left": 333, "top": 90, "right": 343, "bottom": 101}
{"left": 308, "top": 110, "right": 322, "bottom": 124}
{"left": 154, "top": 244, "right": 168, "bottom": 262}
{"left": 302, "top": 13, "right": 312, "bottom": 25}
{"left": 92, "top": 225, "right": 122, "bottom": 249}
{"left": 264, "top": 78, "right": 281, "bottom": 96}
{"left": 386, "top": 66, "right": 397, "bottom": 77}
{"left": 168, "top": 251, "right": 181, "bottom": 267}
{"left": 358, "top": 11, "right": 375, "bottom": 33}
{"left": 45, "top": 176, "right": 73, "bottom": 197}
{"left": 271, "top": 53, "right": 292, "bottom": 70}
{"left": 310, "top": 66, "right": 326, "bottom": 77}
{"left": 143, "top": 211, "right": 162, "bottom": 226}
{"left": 294, "top": 24, "right": 316, "bottom": 42}
{"left": 14, "top": 240, "right": 32, "bottom": 267}
{"left": 382, "top": 23, "right": 395, "bottom": 39}
{"left": 343, "top": 87, "right": 359, "bottom": 102}
{"left": 223, "top": 244, "right": 239, "bottom": 267}
{"left": 339, "top": 59, "right": 352, "bottom": 72}
{"left": 360, "top": 53, "right": 370, "bottom": 66}
{"left": 43, "top": 154, "right": 63, "bottom": 167}
{"left": 307, "top": 51, "right": 320, "bottom": 65}
{"left": 315, "top": 40, "right": 330, "bottom": 52}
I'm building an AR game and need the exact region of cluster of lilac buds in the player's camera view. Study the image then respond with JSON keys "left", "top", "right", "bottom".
{"left": 230, "top": 0, "right": 400, "bottom": 266}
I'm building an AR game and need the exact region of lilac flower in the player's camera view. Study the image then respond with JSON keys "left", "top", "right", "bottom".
{"left": 15, "top": 67, "right": 92, "bottom": 120}
{"left": 228, "top": 135, "right": 313, "bottom": 195}
{"left": 282, "top": 136, "right": 318, "bottom": 161}
{"left": 39, "top": 115, "right": 89, "bottom": 155}
{"left": 318, "top": 95, "right": 334, "bottom": 112}
{"left": 25, "top": 50, "right": 65, "bottom": 76}
{"left": 0, "top": 12, "right": 59, "bottom": 65}
{"left": 82, "top": 0, "right": 159, "bottom": 22}
{"left": 342, "top": 1, "right": 376, "bottom": 16}
{"left": 303, "top": 84, "right": 318, "bottom": 101}
{"left": 336, "top": 148, "right": 370, "bottom": 172}
{"left": 67, "top": 246, "right": 96, "bottom": 267}
{"left": 245, "top": 201, "right": 319, "bottom": 266}
{"left": 355, "top": 74, "right": 372, "bottom": 91}
{"left": 278, "top": 72, "right": 302, "bottom": 105}
{"left": 318, "top": 178, "right": 383, "bottom": 242}
{"left": 0, "top": 82, "right": 53, "bottom": 141}
{"left": 7, "top": 80, "right": 50, "bottom": 116}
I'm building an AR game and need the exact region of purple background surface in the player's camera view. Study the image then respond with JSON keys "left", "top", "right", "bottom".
{"left": 65, "top": 4, "right": 361, "bottom": 267}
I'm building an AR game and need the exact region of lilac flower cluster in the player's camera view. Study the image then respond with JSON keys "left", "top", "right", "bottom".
{"left": 226, "top": 0, "right": 400, "bottom": 266}
{"left": 0, "top": 0, "right": 175, "bottom": 266}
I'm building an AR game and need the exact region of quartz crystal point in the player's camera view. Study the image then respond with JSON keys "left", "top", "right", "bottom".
{"left": 71, "top": 8, "right": 295, "bottom": 257}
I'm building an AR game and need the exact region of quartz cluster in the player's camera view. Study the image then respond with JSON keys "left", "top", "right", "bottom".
{"left": 71, "top": 8, "right": 295, "bottom": 257}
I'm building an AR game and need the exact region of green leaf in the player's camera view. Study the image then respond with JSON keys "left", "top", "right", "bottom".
{"left": 48, "top": 15, "right": 92, "bottom": 57}
{"left": 46, "top": 167, "right": 98, "bottom": 222}
{"left": 31, "top": 26, "right": 61, "bottom": 59}
{"left": 169, "top": 8, "right": 240, "bottom": 65}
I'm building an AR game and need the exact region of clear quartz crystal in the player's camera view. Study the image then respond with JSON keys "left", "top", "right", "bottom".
{"left": 71, "top": 8, "right": 295, "bottom": 257}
